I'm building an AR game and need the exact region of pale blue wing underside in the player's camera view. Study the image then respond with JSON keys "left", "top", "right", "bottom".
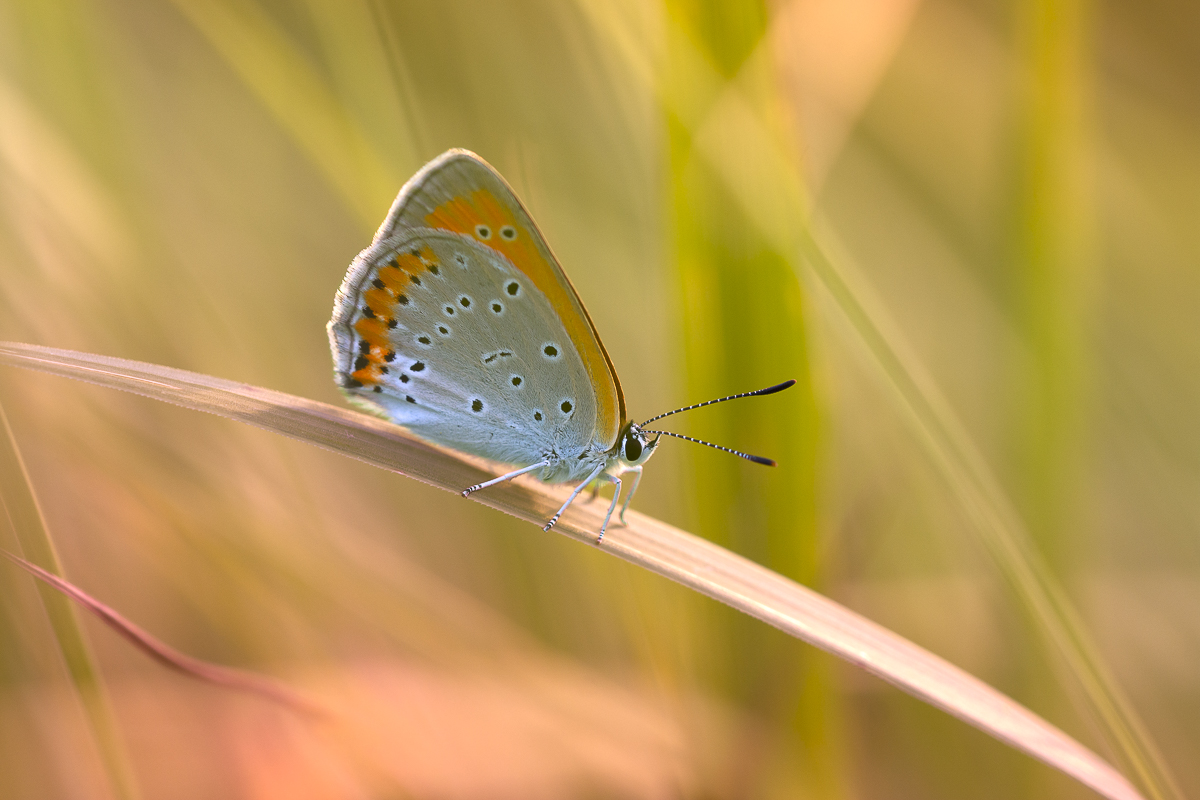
{"left": 328, "top": 230, "right": 598, "bottom": 481}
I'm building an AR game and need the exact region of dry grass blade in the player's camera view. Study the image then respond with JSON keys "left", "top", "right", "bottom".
{"left": 0, "top": 341, "right": 1144, "bottom": 800}
{"left": 1, "top": 549, "right": 325, "bottom": 717}
{"left": 0, "top": 400, "right": 140, "bottom": 800}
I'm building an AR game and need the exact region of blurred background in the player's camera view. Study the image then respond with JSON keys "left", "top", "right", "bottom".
{"left": 0, "top": 0, "right": 1197, "bottom": 797}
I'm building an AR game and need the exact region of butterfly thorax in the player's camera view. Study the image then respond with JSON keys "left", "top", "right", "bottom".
{"left": 534, "top": 420, "right": 657, "bottom": 485}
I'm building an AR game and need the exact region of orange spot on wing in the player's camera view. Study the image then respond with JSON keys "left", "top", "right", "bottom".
{"left": 364, "top": 287, "right": 392, "bottom": 315}
{"left": 395, "top": 252, "right": 424, "bottom": 272}
{"left": 354, "top": 316, "right": 389, "bottom": 345}
{"left": 377, "top": 266, "right": 406, "bottom": 292}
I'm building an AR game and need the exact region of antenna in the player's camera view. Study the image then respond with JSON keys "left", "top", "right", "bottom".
{"left": 636, "top": 379, "right": 794, "bottom": 467}
{"left": 642, "top": 430, "right": 776, "bottom": 466}
{"left": 640, "top": 379, "right": 795, "bottom": 426}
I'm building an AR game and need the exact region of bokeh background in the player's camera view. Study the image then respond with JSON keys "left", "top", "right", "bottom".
{"left": 1, "top": 0, "right": 1198, "bottom": 797}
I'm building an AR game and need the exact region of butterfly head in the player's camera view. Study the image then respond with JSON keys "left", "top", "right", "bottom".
{"left": 616, "top": 421, "right": 660, "bottom": 469}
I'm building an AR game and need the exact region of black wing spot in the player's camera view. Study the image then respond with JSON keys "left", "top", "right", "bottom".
{"left": 428, "top": 264, "right": 440, "bottom": 275}
{"left": 444, "top": 305, "right": 455, "bottom": 316}
{"left": 384, "top": 350, "right": 396, "bottom": 362}
{"left": 455, "top": 253, "right": 468, "bottom": 267}
{"left": 354, "top": 356, "right": 369, "bottom": 370}
{"left": 510, "top": 375, "right": 523, "bottom": 387}
{"left": 373, "top": 386, "right": 383, "bottom": 393}
{"left": 361, "top": 306, "right": 376, "bottom": 318}
{"left": 387, "top": 318, "right": 398, "bottom": 329}
{"left": 406, "top": 395, "right": 416, "bottom": 403}
{"left": 411, "top": 361, "right": 425, "bottom": 372}
{"left": 397, "top": 294, "right": 410, "bottom": 305}
{"left": 437, "top": 325, "right": 450, "bottom": 336}
{"left": 543, "top": 344, "right": 559, "bottom": 358}
{"left": 491, "top": 301, "right": 503, "bottom": 314}
{"left": 358, "top": 340, "right": 371, "bottom": 355}
{"left": 345, "top": 377, "right": 363, "bottom": 389}
{"left": 371, "top": 278, "right": 386, "bottom": 290}
{"left": 471, "top": 398, "right": 484, "bottom": 413}
{"left": 500, "top": 225, "right": 517, "bottom": 240}
{"left": 533, "top": 410, "right": 543, "bottom": 422}
{"left": 417, "top": 335, "right": 431, "bottom": 345}
{"left": 506, "top": 281, "right": 520, "bottom": 296}
{"left": 475, "top": 225, "right": 492, "bottom": 240}
{"left": 560, "top": 400, "right": 573, "bottom": 414}
{"left": 400, "top": 374, "right": 410, "bottom": 383}
{"left": 379, "top": 366, "right": 389, "bottom": 374}
{"left": 482, "top": 350, "right": 513, "bottom": 364}
{"left": 459, "top": 296, "right": 472, "bottom": 308}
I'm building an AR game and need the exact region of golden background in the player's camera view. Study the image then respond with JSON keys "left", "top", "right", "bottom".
{"left": 1, "top": 0, "right": 1197, "bottom": 797}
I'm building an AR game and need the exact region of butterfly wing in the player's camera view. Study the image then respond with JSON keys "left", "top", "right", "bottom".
{"left": 329, "top": 227, "right": 602, "bottom": 478}
{"left": 369, "top": 149, "right": 626, "bottom": 447}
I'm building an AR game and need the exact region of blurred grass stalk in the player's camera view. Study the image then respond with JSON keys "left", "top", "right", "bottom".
{"left": 1007, "top": 0, "right": 1179, "bottom": 797}
{"left": 578, "top": 1, "right": 1178, "bottom": 798}
{"left": 0, "top": 402, "right": 140, "bottom": 800}
{"left": 664, "top": 3, "right": 836, "bottom": 796}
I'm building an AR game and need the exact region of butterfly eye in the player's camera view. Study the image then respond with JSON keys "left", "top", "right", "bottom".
{"left": 624, "top": 433, "right": 643, "bottom": 463}
{"left": 475, "top": 225, "right": 491, "bottom": 240}
{"left": 499, "top": 225, "right": 517, "bottom": 240}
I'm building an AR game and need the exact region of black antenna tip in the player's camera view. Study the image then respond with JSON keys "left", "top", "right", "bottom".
{"left": 748, "top": 454, "right": 777, "bottom": 466}
{"left": 758, "top": 379, "right": 796, "bottom": 396}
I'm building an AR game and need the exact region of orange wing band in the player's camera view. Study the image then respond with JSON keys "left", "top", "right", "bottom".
{"left": 348, "top": 250, "right": 441, "bottom": 387}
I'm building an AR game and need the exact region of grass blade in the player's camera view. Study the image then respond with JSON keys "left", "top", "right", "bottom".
{"left": 0, "top": 341, "right": 1145, "bottom": 800}
{"left": 0, "top": 400, "right": 140, "bottom": 800}
{"left": 566, "top": 9, "right": 1174, "bottom": 794}
{"left": 1, "top": 549, "right": 325, "bottom": 717}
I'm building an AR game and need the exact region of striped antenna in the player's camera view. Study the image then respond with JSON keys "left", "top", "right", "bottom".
{"left": 639, "top": 379, "right": 795, "bottom": 426}
{"left": 641, "top": 430, "right": 777, "bottom": 466}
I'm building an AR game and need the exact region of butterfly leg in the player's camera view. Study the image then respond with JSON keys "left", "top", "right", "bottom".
{"left": 584, "top": 480, "right": 601, "bottom": 504}
{"left": 543, "top": 463, "right": 607, "bottom": 533}
{"left": 461, "top": 460, "right": 549, "bottom": 497}
{"left": 617, "top": 466, "right": 643, "bottom": 525}
{"left": 597, "top": 473, "right": 622, "bottom": 544}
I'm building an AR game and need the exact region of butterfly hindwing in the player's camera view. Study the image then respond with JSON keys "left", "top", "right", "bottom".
{"left": 329, "top": 230, "right": 597, "bottom": 473}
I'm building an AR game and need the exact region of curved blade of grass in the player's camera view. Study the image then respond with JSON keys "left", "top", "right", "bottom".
{"left": 0, "top": 401, "right": 140, "bottom": 800}
{"left": 1, "top": 549, "right": 325, "bottom": 718}
{"left": 569, "top": 8, "right": 1173, "bottom": 796}
{"left": 0, "top": 342, "right": 1144, "bottom": 800}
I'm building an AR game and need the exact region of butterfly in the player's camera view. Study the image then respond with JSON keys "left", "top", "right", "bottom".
{"left": 328, "top": 149, "right": 793, "bottom": 542}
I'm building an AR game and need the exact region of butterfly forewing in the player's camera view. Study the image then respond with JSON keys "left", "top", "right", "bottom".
{"left": 329, "top": 230, "right": 598, "bottom": 476}
{"left": 370, "top": 150, "right": 625, "bottom": 446}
